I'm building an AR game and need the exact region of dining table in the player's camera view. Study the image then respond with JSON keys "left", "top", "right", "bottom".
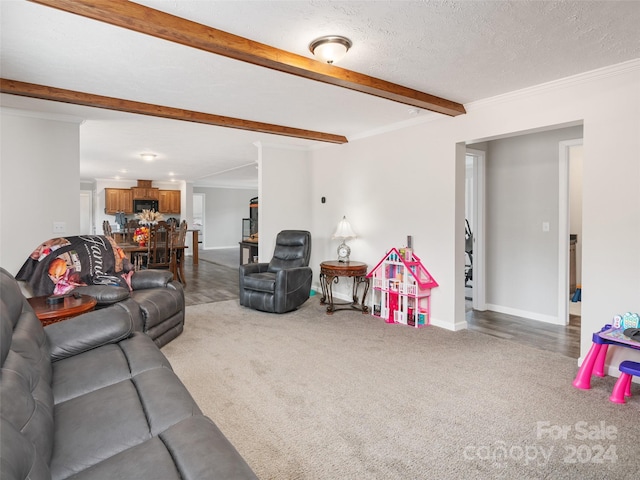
{"left": 118, "top": 242, "right": 188, "bottom": 286}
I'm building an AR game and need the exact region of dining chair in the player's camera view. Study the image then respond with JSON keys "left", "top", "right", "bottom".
{"left": 124, "top": 219, "right": 139, "bottom": 244}
{"left": 102, "top": 220, "right": 113, "bottom": 237}
{"left": 146, "top": 221, "right": 173, "bottom": 273}
{"left": 169, "top": 220, "right": 188, "bottom": 285}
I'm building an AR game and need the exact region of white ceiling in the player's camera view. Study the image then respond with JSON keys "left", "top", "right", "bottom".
{"left": 1, "top": 0, "right": 639, "bottom": 188}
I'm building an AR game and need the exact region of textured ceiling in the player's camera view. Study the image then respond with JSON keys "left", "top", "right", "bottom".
{"left": 1, "top": 0, "right": 639, "bottom": 187}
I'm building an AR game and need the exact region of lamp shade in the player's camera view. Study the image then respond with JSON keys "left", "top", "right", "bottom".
{"left": 332, "top": 216, "right": 357, "bottom": 240}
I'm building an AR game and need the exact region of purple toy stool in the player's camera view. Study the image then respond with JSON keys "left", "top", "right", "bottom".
{"left": 609, "top": 361, "right": 640, "bottom": 404}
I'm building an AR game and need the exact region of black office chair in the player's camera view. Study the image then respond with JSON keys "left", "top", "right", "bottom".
{"left": 239, "top": 230, "right": 312, "bottom": 313}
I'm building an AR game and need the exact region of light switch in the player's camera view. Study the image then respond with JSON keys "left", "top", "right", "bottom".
{"left": 542, "top": 222, "right": 550, "bottom": 232}
{"left": 53, "top": 222, "right": 66, "bottom": 234}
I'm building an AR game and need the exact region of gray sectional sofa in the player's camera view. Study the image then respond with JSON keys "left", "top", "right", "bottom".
{"left": 0, "top": 268, "right": 257, "bottom": 480}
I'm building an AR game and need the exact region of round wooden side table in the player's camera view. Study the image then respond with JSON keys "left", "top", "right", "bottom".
{"left": 27, "top": 294, "right": 98, "bottom": 327}
{"left": 319, "top": 260, "right": 370, "bottom": 315}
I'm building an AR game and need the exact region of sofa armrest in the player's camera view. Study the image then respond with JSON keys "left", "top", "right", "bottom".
{"left": 130, "top": 270, "right": 174, "bottom": 290}
{"left": 45, "top": 305, "right": 134, "bottom": 362}
{"left": 73, "top": 285, "right": 130, "bottom": 305}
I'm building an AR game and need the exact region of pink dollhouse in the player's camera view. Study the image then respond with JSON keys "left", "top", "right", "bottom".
{"left": 367, "top": 248, "right": 438, "bottom": 327}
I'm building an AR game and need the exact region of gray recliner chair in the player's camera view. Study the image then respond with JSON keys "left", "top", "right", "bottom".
{"left": 239, "top": 230, "right": 312, "bottom": 313}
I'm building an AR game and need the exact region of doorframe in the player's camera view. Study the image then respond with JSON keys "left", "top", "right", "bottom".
{"left": 558, "top": 138, "right": 583, "bottom": 325}
{"left": 467, "top": 148, "right": 486, "bottom": 311}
{"left": 79, "top": 190, "right": 93, "bottom": 235}
{"left": 193, "top": 192, "right": 205, "bottom": 250}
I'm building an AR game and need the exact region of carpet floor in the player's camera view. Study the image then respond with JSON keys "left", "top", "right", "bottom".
{"left": 162, "top": 299, "right": 639, "bottom": 480}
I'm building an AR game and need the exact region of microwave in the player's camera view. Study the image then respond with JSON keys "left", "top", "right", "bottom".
{"left": 133, "top": 199, "right": 159, "bottom": 213}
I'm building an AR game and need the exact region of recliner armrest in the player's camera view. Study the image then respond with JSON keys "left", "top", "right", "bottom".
{"left": 275, "top": 267, "right": 313, "bottom": 292}
{"left": 239, "top": 262, "right": 269, "bottom": 276}
{"left": 45, "top": 305, "right": 134, "bottom": 362}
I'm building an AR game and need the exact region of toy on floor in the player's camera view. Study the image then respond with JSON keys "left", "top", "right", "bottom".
{"left": 571, "top": 284, "right": 581, "bottom": 302}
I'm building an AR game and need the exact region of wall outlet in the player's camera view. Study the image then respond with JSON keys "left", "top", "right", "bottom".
{"left": 53, "top": 221, "right": 66, "bottom": 234}
{"left": 542, "top": 222, "right": 550, "bottom": 232}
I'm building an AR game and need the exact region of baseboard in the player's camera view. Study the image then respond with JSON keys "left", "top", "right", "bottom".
{"left": 485, "top": 303, "right": 563, "bottom": 325}
{"left": 430, "top": 317, "right": 468, "bottom": 331}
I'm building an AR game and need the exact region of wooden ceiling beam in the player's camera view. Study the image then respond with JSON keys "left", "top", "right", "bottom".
{"left": 29, "top": 0, "right": 466, "bottom": 117}
{"left": 0, "top": 79, "right": 348, "bottom": 144}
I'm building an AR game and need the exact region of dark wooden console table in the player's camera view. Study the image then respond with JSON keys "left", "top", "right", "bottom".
{"left": 319, "top": 260, "right": 370, "bottom": 315}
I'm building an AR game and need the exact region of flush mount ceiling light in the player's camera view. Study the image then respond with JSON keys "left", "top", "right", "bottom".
{"left": 309, "top": 35, "right": 352, "bottom": 64}
{"left": 140, "top": 153, "right": 156, "bottom": 162}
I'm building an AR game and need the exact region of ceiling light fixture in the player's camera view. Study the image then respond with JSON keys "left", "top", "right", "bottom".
{"left": 309, "top": 35, "right": 352, "bottom": 64}
{"left": 140, "top": 153, "right": 156, "bottom": 162}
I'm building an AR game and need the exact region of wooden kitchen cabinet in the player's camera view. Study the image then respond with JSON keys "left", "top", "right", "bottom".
{"left": 159, "top": 190, "right": 181, "bottom": 214}
{"left": 131, "top": 187, "right": 159, "bottom": 200}
{"left": 105, "top": 188, "right": 133, "bottom": 214}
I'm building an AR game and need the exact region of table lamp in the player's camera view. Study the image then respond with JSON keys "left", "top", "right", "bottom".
{"left": 332, "top": 216, "right": 357, "bottom": 262}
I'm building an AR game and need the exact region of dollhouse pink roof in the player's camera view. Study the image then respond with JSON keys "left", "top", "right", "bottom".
{"left": 367, "top": 248, "right": 439, "bottom": 289}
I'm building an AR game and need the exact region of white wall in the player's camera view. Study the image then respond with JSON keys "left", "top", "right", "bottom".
{"left": 302, "top": 62, "right": 640, "bottom": 366}
{"left": 258, "top": 143, "right": 312, "bottom": 261}
{"left": 0, "top": 110, "right": 81, "bottom": 275}
{"left": 192, "top": 185, "right": 257, "bottom": 249}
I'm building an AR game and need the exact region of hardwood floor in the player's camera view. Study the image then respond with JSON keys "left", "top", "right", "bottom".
{"left": 176, "top": 255, "right": 581, "bottom": 359}
{"left": 180, "top": 257, "right": 239, "bottom": 306}
{"left": 466, "top": 304, "right": 581, "bottom": 359}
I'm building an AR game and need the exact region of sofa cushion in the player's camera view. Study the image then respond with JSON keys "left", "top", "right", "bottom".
{"left": 51, "top": 380, "right": 153, "bottom": 480}
{"left": 51, "top": 345, "right": 202, "bottom": 479}
{"left": 67, "top": 436, "right": 182, "bottom": 480}
{"left": 51, "top": 333, "right": 170, "bottom": 404}
{"left": 159, "top": 416, "right": 258, "bottom": 480}
{"left": 68, "top": 417, "right": 257, "bottom": 480}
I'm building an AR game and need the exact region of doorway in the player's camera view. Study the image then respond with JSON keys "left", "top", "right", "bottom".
{"left": 464, "top": 126, "right": 583, "bottom": 327}
{"left": 559, "top": 139, "right": 583, "bottom": 322}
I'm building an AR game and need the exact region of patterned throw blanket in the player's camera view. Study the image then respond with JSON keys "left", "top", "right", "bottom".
{"left": 16, "top": 235, "right": 133, "bottom": 296}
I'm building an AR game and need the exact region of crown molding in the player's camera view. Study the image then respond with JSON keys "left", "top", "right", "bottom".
{"left": 348, "top": 111, "right": 441, "bottom": 143}
{"left": 0, "top": 106, "right": 85, "bottom": 124}
{"left": 344, "top": 59, "right": 640, "bottom": 143}
{"left": 466, "top": 59, "right": 640, "bottom": 112}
